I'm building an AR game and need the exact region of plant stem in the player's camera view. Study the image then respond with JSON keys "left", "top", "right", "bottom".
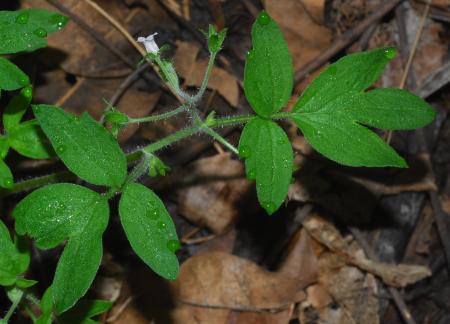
{"left": 124, "top": 154, "right": 150, "bottom": 184}
{"left": 193, "top": 52, "right": 217, "bottom": 102}
{"left": 125, "top": 105, "right": 186, "bottom": 124}
{"left": 2, "top": 290, "right": 23, "bottom": 323}
{"left": 202, "top": 126, "right": 238, "bottom": 154}
{"left": 142, "top": 125, "right": 199, "bottom": 154}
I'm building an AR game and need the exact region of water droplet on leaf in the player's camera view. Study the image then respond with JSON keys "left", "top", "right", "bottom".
{"left": 18, "top": 77, "right": 29, "bottom": 86}
{"left": 239, "top": 145, "right": 250, "bottom": 158}
{"left": 246, "top": 169, "right": 256, "bottom": 180}
{"left": 49, "top": 14, "right": 68, "bottom": 29}
{"left": 147, "top": 209, "right": 158, "bottom": 220}
{"left": 167, "top": 240, "right": 181, "bottom": 253}
{"left": 157, "top": 221, "right": 167, "bottom": 231}
{"left": 3, "top": 178, "right": 13, "bottom": 189}
{"left": 257, "top": 11, "right": 271, "bottom": 25}
{"left": 263, "top": 202, "right": 277, "bottom": 215}
{"left": 56, "top": 145, "right": 66, "bottom": 154}
{"left": 15, "top": 13, "right": 29, "bottom": 25}
{"left": 33, "top": 28, "right": 47, "bottom": 38}
{"left": 277, "top": 139, "right": 285, "bottom": 145}
{"left": 22, "top": 86, "right": 32, "bottom": 98}
{"left": 384, "top": 48, "right": 396, "bottom": 59}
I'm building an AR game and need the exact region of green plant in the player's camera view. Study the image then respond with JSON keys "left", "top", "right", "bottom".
{"left": 0, "top": 8, "right": 434, "bottom": 323}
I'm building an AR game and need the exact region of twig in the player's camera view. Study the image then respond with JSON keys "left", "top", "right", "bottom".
{"left": 294, "top": 0, "right": 402, "bottom": 84}
{"left": 429, "top": 191, "right": 450, "bottom": 274}
{"left": 349, "top": 227, "right": 417, "bottom": 324}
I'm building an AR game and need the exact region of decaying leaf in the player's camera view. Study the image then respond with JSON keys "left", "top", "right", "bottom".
{"left": 303, "top": 213, "right": 432, "bottom": 288}
{"left": 177, "top": 153, "right": 251, "bottom": 234}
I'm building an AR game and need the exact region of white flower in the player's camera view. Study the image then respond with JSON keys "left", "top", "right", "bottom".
{"left": 137, "top": 33, "right": 159, "bottom": 54}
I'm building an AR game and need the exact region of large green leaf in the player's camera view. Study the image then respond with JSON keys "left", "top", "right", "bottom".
{"left": 119, "top": 183, "right": 180, "bottom": 280}
{"left": 291, "top": 48, "right": 435, "bottom": 167}
{"left": 13, "top": 183, "right": 109, "bottom": 314}
{"left": 0, "top": 220, "right": 29, "bottom": 286}
{"left": 0, "top": 57, "right": 29, "bottom": 91}
{"left": 0, "top": 8, "right": 68, "bottom": 54}
{"left": 33, "top": 105, "right": 127, "bottom": 187}
{"left": 244, "top": 11, "right": 293, "bottom": 117}
{"left": 3, "top": 86, "right": 32, "bottom": 132}
{"left": 239, "top": 117, "right": 293, "bottom": 214}
{"left": 8, "top": 119, "right": 54, "bottom": 159}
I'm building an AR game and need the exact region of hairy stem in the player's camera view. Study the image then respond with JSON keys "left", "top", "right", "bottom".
{"left": 125, "top": 105, "right": 186, "bottom": 124}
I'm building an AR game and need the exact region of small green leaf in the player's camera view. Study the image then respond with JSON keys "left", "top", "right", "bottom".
{"left": 0, "top": 159, "right": 13, "bottom": 189}
{"left": 119, "top": 183, "right": 179, "bottom": 280}
{"left": 33, "top": 105, "right": 127, "bottom": 187}
{"left": 0, "top": 220, "right": 29, "bottom": 286}
{"left": 13, "top": 183, "right": 109, "bottom": 314}
{"left": 291, "top": 47, "right": 435, "bottom": 167}
{"left": 239, "top": 117, "right": 293, "bottom": 214}
{"left": 37, "top": 288, "right": 53, "bottom": 324}
{"left": 8, "top": 120, "right": 54, "bottom": 159}
{"left": 0, "top": 9, "right": 68, "bottom": 54}
{"left": 205, "top": 24, "right": 227, "bottom": 53}
{"left": 0, "top": 57, "right": 29, "bottom": 91}
{"left": 15, "top": 278, "right": 38, "bottom": 289}
{"left": 0, "top": 137, "right": 9, "bottom": 159}
{"left": 53, "top": 231, "right": 105, "bottom": 314}
{"left": 3, "top": 86, "right": 32, "bottom": 132}
{"left": 59, "top": 300, "right": 113, "bottom": 323}
{"left": 244, "top": 11, "right": 293, "bottom": 117}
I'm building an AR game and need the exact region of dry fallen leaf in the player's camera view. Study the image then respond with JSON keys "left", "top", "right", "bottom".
{"left": 173, "top": 41, "right": 239, "bottom": 107}
{"left": 303, "top": 213, "right": 432, "bottom": 288}
{"left": 177, "top": 153, "right": 251, "bottom": 234}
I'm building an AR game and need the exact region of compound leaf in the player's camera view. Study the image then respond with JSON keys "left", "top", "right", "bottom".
{"left": 291, "top": 48, "right": 435, "bottom": 167}
{"left": 0, "top": 9, "right": 68, "bottom": 55}
{"left": 244, "top": 11, "right": 293, "bottom": 117}
{"left": 119, "top": 183, "right": 180, "bottom": 280}
{"left": 33, "top": 105, "right": 127, "bottom": 188}
{"left": 8, "top": 119, "right": 54, "bottom": 159}
{"left": 239, "top": 117, "right": 293, "bottom": 214}
{"left": 0, "top": 57, "right": 29, "bottom": 91}
{"left": 0, "top": 219, "right": 29, "bottom": 286}
{"left": 13, "top": 183, "right": 109, "bottom": 314}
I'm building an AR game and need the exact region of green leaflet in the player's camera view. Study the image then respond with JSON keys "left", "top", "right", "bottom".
{"left": 8, "top": 119, "right": 54, "bottom": 159}
{"left": 239, "top": 117, "right": 293, "bottom": 214}
{"left": 291, "top": 48, "right": 435, "bottom": 167}
{"left": 0, "top": 220, "right": 29, "bottom": 286}
{"left": 244, "top": 11, "right": 293, "bottom": 117}
{"left": 0, "top": 57, "right": 29, "bottom": 91}
{"left": 33, "top": 105, "right": 127, "bottom": 188}
{"left": 58, "top": 299, "right": 113, "bottom": 324}
{"left": 3, "top": 86, "right": 32, "bottom": 132}
{"left": 0, "top": 9, "right": 68, "bottom": 55}
{"left": 13, "top": 183, "right": 109, "bottom": 313}
{"left": 0, "top": 159, "right": 13, "bottom": 189}
{"left": 119, "top": 183, "right": 180, "bottom": 280}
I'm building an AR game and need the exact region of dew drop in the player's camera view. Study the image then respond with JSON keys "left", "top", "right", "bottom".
{"left": 33, "top": 28, "right": 47, "bottom": 38}
{"left": 147, "top": 209, "right": 158, "bottom": 220}
{"left": 277, "top": 139, "right": 285, "bottom": 145}
{"left": 15, "top": 13, "right": 29, "bottom": 25}
{"left": 22, "top": 86, "right": 32, "bottom": 98}
{"left": 49, "top": 14, "right": 69, "bottom": 30}
{"left": 167, "top": 240, "right": 181, "bottom": 253}
{"left": 246, "top": 50, "right": 254, "bottom": 60}
{"left": 157, "top": 221, "right": 167, "bottom": 231}
{"left": 263, "top": 202, "right": 276, "bottom": 215}
{"left": 18, "top": 76, "right": 29, "bottom": 86}
{"left": 3, "top": 178, "right": 13, "bottom": 189}
{"left": 239, "top": 145, "right": 250, "bottom": 158}
{"left": 257, "top": 11, "right": 271, "bottom": 25}
{"left": 384, "top": 47, "right": 396, "bottom": 59}
{"left": 246, "top": 169, "right": 256, "bottom": 180}
{"left": 56, "top": 145, "right": 67, "bottom": 154}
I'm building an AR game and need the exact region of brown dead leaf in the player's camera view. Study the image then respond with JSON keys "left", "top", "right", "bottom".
{"left": 264, "top": 0, "right": 332, "bottom": 72}
{"left": 173, "top": 41, "right": 239, "bottom": 107}
{"left": 177, "top": 153, "right": 251, "bottom": 234}
{"left": 303, "top": 214, "right": 432, "bottom": 288}
{"left": 171, "top": 251, "right": 308, "bottom": 311}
